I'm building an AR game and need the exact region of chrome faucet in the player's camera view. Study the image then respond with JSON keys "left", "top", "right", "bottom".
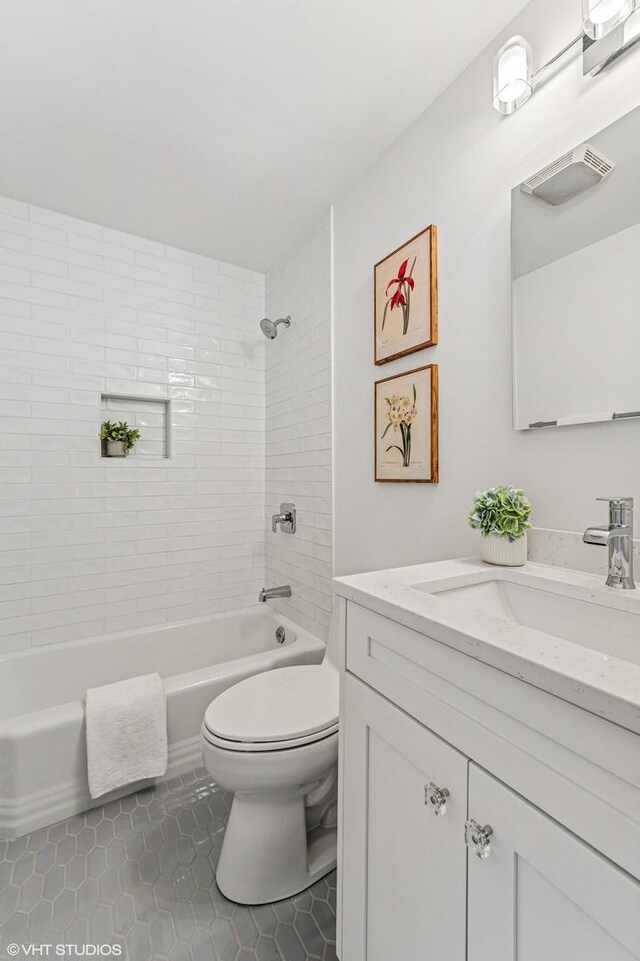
{"left": 583, "top": 497, "right": 635, "bottom": 590}
{"left": 258, "top": 585, "right": 292, "bottom": 603}
{"left": 272, "top": 502, "right": 296, "bottom": 534}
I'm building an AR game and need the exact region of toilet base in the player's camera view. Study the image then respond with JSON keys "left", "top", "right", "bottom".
{"left": 215, "top": 791, "right": 337, "bottom": 905}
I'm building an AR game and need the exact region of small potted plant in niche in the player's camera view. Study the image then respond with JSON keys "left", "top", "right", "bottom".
{"left": 469, "top": 485, "right": 532, "bottom": 567}
{"left": 99, "top": 420, "right": 141, "bottom": 458}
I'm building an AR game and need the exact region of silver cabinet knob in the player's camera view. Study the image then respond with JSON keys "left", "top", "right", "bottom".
{"left": 424, "top": 782, "right": 450, "bottom": 817}
{"left": 465, "top": 819, "right": 493, "bottom": 859}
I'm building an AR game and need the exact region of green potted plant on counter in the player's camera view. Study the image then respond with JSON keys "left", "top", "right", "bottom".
{"left": 99, "top": 420, "right": 141, "bottom": 458}
{"left": 469, "top": 485, "right": 532, "bottom": 567}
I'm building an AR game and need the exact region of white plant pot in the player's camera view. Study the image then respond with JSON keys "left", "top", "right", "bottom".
{"left": 106, "top": 440, "right": 127, "bottom": 458}
{"left": 480, "top": 533, "right": 527, "bottom": 567}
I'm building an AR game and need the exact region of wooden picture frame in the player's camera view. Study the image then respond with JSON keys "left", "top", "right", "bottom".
{"left": 374, "top": 224, "right": 438, "bottom": 366}
{"left": 374, "top": 364, "right": 439, "bottom": 483}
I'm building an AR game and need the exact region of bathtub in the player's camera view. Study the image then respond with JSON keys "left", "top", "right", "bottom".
{"left": 0, "top": 607, "right": 325, "bottom": 838}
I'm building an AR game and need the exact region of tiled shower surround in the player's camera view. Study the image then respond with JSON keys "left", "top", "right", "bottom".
{"left": 0, "top": 196, "right": 269, "bottom": 653}
{"left": 0, "top": 769, "right": 337, "bottom": 961}
{"left": 264, "top": 213, "right": 333, "bottom": 640}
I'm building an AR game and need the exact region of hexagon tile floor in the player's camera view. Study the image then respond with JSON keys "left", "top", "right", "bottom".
{"left": 0, "top": 768, "right": 337, "bottom": 961}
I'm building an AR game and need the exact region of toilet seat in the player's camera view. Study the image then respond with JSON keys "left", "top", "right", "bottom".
{"left": 203, "top": 665, "right": 338, "bottom": 753}
{"left": 202, "top": 722, "right": 339, "bottom": 752}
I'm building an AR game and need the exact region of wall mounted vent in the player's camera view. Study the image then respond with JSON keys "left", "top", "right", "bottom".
{"left": 520, "top": 144, "right": 615, "bottom": 205}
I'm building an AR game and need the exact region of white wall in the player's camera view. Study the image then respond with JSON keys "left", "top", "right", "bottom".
{"left": 333, "top": 0, "right": 640, "bottom": 575}
{"left": 0, "top": 199, "right": 265, "bottom": 653}
{"left": 264, "top": 211, "right": 333, "bottom": 638}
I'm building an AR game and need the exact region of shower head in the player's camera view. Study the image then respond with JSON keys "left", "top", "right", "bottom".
{"left": 260, "top": 315, "right": 291, "bottom": 340}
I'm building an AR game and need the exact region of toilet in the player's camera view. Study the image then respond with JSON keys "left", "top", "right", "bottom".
{"left": 201, "top": 615, "right": 340, "bottom": 905}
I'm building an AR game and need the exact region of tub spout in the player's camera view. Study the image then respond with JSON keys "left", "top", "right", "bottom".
{"left": 258, "top": 585, "right": 292, "bottom": 602}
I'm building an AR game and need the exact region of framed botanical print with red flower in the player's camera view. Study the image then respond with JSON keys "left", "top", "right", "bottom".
{"left": 374, "top": 364, "right": 438, "bottom": 483}
{"left": 374, "top": 224, "right": 438, "bottom": 365}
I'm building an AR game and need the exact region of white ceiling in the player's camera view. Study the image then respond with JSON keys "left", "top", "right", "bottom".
{"left": 0, "top": 0, "right": 527, "bottom": 271}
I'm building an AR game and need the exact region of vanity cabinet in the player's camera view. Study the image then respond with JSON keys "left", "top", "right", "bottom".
{"left": 341, "top": 674, "right": 467, "bottom": 961}
{"left": 338, "top": 601, "right": 640, "bottom": 961}
{"left": 468, "top": 764, "right": 640, "bottom": 961}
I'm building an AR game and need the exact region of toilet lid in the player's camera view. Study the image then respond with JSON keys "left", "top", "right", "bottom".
{"left": 204, "top": 665, "right": 339, "bottom": 745}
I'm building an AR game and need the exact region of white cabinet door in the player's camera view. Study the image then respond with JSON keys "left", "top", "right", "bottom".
{"left": 341, "top": 674, "right": 467, "bottom": 961}
{"left": 467, "top": 763, "right": 640, "bottom": 961}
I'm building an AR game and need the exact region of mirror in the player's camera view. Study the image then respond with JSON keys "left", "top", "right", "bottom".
{"left": 511, "top": 105, "right": 640, "bottom": 430}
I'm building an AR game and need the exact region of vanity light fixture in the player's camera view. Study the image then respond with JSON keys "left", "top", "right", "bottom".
{"left": 492, "top": 32, "right": 580, "bottom": 115}
{"left": 582, "top": 0, "right": 636, "bottom": 39}
{"left": 492, "top": 36, "right": 533, "bottom": 114}
{"left": 494, "top": 0, "right": 639, "bottom": 113}
{"left": 583, "top": 4, "right": 640, "bottom": 73}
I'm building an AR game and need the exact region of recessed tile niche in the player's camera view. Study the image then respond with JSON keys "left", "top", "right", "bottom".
{"left": 100, "top": 393, "right": 171, "bottom": 459}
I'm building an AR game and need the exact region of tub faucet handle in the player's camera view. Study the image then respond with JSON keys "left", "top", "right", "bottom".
{"left": 272, "top": 503, "right": 296, "bottom": 534}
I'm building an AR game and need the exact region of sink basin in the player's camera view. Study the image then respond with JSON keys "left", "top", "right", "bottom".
{"left": 335, "top": 557, "right": 640, "bottom": 731}
{"left": 423, "top": 578, "right": 640, "bottom": 666}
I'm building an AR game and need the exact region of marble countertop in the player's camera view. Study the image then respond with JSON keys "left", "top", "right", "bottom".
{"left": 333, "top": 557, "right": 640, "bottom": 734}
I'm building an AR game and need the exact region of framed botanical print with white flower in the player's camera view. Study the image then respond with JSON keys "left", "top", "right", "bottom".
{"left": 374, "top": 364, "right": 438, "bottom": 483}
{"left": 374, "top": 224, "right": 438, "bottom": 365}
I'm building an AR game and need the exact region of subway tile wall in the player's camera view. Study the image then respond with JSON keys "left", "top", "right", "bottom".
{"left": 0, "top": 196, "right": 266, "bottom": 653}
{"left": 264, "top": 211, "right": 333, "bottom": 638}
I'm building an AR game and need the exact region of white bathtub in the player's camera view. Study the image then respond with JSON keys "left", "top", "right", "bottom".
{"left": 0, "top": 607, "right": 325, "bottom": 838}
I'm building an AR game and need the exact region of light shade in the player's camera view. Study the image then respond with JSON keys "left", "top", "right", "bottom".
{"left": 582, "top": 0, "right": 637, "bottom": 39}
{"left": 493, "top": 36, "right": 533, "bottom": 115}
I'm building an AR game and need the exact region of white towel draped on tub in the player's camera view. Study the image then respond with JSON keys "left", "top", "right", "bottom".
{"left": 86, "top": 673, "right": 168, "bottom": 799}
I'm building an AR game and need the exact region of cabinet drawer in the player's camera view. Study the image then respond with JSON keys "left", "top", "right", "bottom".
{"left": 345, "top": 601, "right": 640, "bottom": 879}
